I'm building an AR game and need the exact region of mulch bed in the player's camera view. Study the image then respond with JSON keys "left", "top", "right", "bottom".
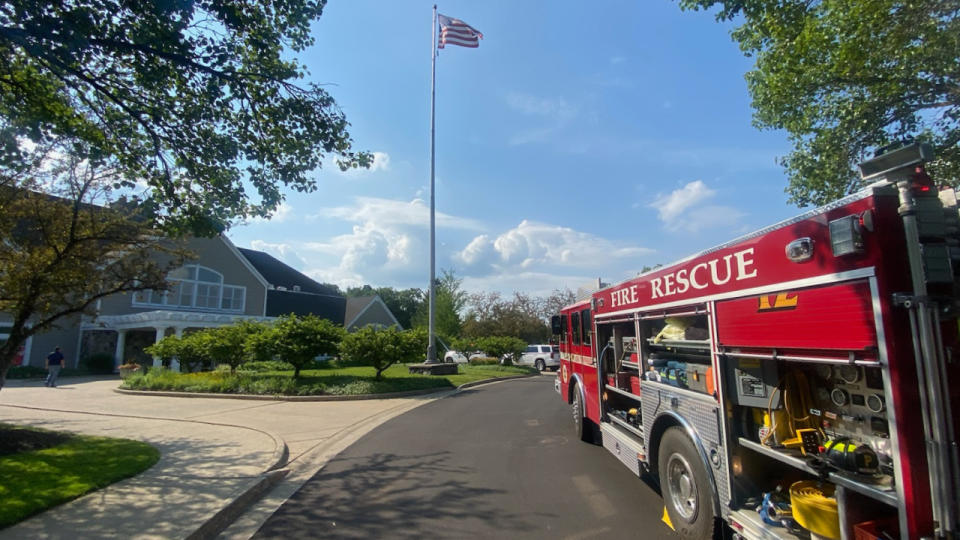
{"left": 0, "top": 427, "right": 75, "bottom": 456}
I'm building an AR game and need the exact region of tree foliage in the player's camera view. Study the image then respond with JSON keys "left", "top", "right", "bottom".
{"left": 340, "top": 326, "right": 424, "bottom": 379}
{"left": 412, "top": 269, "right": 467, "bottom": 340}
{"left": 246, "top": 314, "right": 344, "bottom": 378}
{"left": 0, "top": 0, "right": 371, "bottom": 233}
{"left": 0, "top": 149, "right": 186, "bottom": 389}
{"left": 679, "top": 0, "right": 960, "bottom": 206}
{"left": 345, "top": 285, "right": 423, "bottom": 330}
{"left": 454, "top": 336, "right": 527, "bottom": 364}
{"left": 462, "top": 291, "right": 551, "bottom": 344}
{"left": 200, "top": 321, "right": 269, "bottom": 372}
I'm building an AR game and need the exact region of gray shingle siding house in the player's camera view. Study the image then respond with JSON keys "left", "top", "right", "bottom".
{"left": 10, "top": 235, "right": 399, "bottom": 370}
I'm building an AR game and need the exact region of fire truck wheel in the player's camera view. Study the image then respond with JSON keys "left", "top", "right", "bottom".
{"left": 571, "top": 383, "right": 592, "bottom": 443}
{"left": 658, "top": 427, "right": 716, "bottom": 539}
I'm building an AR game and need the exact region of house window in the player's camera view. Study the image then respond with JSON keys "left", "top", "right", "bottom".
{"left": 221, "top": 286, "right": 245, "bottom": 311}
{"left": 132, "top": 265, "right": 245, "bottom": 313}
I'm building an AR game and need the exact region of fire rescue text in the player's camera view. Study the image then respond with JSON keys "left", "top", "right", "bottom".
{"left": 610, "top": 248, "right": 758, "bottom": 307}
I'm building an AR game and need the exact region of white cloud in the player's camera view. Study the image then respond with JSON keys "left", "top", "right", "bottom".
{"left": 462, "top": 271, "right": 599, "bottom": 297}
{"left": 315, "top": 197, "right": 484, "bottom": 231}
{"left": 299, "top": 196, "right": 483, "bottom": 289}
{"left": 652, "top": 180, "right": 715, "bottom": 223}
{"left": 455, "top": 220, "right": 652, "bottom": 276}
{"left": 504, "top": 92, "right": 578, "bottom": 146}
{"left": 649, "top": 180, "right": 745, "bottom": 233}
{"left": 246, "top": 201, "right": 294, "bottom": 225}
{"left": 505, "top": 93, "right": 577, "bottom": 120}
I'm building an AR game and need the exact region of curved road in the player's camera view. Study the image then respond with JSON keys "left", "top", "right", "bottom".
{"left": 254, "top": 375, "right": 678, "bottom": 539}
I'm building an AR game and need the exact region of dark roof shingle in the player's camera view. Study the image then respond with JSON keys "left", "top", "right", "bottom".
{"left": 237, "top": 247, "right": 340, "bottom": 296}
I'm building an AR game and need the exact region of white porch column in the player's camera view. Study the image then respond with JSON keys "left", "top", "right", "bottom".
{"left": 115, "top": 330, "right": 127, "bottom": 371}
{"left": 171, "top": 327, "right": 184, "bottom": 372}
{"left": 152, "top": 327, "right": 165, "bottom": 369}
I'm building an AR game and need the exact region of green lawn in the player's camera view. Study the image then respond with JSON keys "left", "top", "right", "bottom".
{"left": 120, "top": 362, "right": 538, "bottom": 396}
{"left": 0, "top": 424, "right": 160, "bottom": 528}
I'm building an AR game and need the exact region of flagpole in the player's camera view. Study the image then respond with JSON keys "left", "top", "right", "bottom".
{"left": 427, "top": 4, "right": 438, "bottom": 363}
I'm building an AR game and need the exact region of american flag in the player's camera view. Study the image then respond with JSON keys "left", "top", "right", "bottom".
{"left": 438, "top": 14, "right": 482, "bottom": 49}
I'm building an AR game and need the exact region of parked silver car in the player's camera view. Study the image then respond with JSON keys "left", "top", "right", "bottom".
{"left": 517, "top": 344, "right": 560, "bottom": 371}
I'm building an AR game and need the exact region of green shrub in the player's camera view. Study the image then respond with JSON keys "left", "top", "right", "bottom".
{"left": 340, "top": 326, "right": 423, "bottom": 379}
{"left": 237, "top": 360, "right": 295, "bottom": 372}
{"left": 468, "top": 356, "right": 500, "bottom": 365}
{"left": 6, "top": 365, "right": 48, "bottom": 379}
{"left": 82, "top": 353, "right": 116, "bottom": 374}
{"left": 246, "top": 315, "right": 345, "bottom": 378}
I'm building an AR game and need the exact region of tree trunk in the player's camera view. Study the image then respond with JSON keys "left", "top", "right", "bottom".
{"left": 0, "top": 323, "right": 31, "bottom": 393}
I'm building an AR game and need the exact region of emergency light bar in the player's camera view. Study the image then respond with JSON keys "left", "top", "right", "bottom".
{"left": 859, "top": 142, "right": 933, "bottom": 181}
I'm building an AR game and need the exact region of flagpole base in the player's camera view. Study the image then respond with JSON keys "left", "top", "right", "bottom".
{"left": 408, "top": 362, "right": 459, "bottom": 376}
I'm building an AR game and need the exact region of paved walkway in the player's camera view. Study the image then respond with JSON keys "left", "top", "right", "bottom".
{"left": 0, "top": 376, "right": 445, "bottom": 539}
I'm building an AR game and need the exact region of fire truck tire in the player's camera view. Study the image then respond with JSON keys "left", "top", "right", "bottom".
{"left": 571, "top": 383, "right": 592, "bottom": 443}
{"left": 535, "top": 359, "right": 546, "bottom": 372}
{"left": 658, "top": 427, "right": 717, "bottom": 539}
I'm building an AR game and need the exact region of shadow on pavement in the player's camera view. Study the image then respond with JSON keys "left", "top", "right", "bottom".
{"left": 254, "top": 450, "right": 534, "bottom": 539}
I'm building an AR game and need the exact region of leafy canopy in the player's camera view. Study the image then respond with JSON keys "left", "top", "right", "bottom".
{"left": 679, "top": 0, "right": 960, "bottom": 206}
{"left": 246, "top": 314, "right": 344, "bottom": 378}
{"left": 340, "top": 326, "right": 425, "bottom": 379}
{"left": 0, "top": 149, "right": 186, "bottom": 389}
{"left": 0, "top": 0, "right": 371, "bottom": 234}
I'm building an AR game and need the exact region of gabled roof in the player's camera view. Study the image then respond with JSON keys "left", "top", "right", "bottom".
{"left": 236, "top": 248, "right": 340, "bottom": 296}
{"left": 344, "top": 296, "right": 401, "bottom": 329}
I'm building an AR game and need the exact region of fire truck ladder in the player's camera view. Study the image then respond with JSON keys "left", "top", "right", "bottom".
{"left": 862, "top": 143, "right": 960, "bottom": 538}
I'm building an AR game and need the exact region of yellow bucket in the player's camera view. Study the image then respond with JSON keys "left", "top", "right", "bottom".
{"left": 790, "top": 481, "right": 841, "bottom": 540}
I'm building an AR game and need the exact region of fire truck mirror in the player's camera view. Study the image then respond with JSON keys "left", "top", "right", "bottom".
{"left": 550, "top": 315, "right": 562, "bottom": 335}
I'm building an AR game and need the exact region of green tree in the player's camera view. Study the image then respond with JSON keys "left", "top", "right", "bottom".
{"left": 412, "top": 269, "right": 467, "bottom": 340}
{"left": 346, "top": 285, "right": 423, "bottom": 330}
{"left": 0, "top": 0, "right": 371, "bottom": 234}
{"left": 246, "top": 315, "right": 344, "bottom": 379}
{"left": 340, "top": 326, "right": 423, "bottom": 379}
{"left": 679, "top": 0, "right": 960, "bottom": 206}
{"left": 473, "top": 336, "right": 527, "bottom": 364}
{"left": 202, "top": 321, "right": 269, "bottom": 372}
{"left": 461, "top": 291, "right": 550, "bottom": 344}
{"left": 1, "top": 149, "right": 185, "bottom": 390}
{"left": 145, "top": 333, "right": 211, "bottom": 373}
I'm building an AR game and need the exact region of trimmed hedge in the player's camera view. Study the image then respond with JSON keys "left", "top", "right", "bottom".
{"left": 5, "top": 366, "right": 48, "bottom": 379}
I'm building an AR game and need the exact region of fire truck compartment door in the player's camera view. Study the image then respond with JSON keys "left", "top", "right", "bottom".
{"left": 715, "top": 280, "right": 876, "bottom": 351}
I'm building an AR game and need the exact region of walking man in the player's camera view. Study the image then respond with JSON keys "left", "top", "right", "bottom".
{"left": 45, "top": 347, "right": 64, "bottom": 387}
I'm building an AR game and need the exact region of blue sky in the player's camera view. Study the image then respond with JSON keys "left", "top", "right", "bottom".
{"left": 227, "top": 0, "right": 800, "bottom": 297}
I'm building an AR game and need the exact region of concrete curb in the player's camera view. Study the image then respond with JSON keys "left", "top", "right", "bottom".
{"left": 456, "top": 373, "right": 539, "bottom": 390}
{"left": 113, "top": 386, "right": 449, "bottom": 401}
{"left": 186, "top": 468, "right": 289, "bottom": 540}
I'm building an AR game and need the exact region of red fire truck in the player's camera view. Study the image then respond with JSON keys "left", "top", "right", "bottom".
{"left": 553, "top": 143, "right": 960, "bottom": 539}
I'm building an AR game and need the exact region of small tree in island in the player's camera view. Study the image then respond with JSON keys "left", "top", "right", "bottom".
{"left": 247, "top": 315, "right": 345, "bottom": 379}
{"left": 340, "top": 326, "right": 426, "bottom": 379}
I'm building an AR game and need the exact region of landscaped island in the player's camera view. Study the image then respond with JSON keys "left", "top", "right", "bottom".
{"left": 120, "top": 361, "right": 536, "bottom": 396}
